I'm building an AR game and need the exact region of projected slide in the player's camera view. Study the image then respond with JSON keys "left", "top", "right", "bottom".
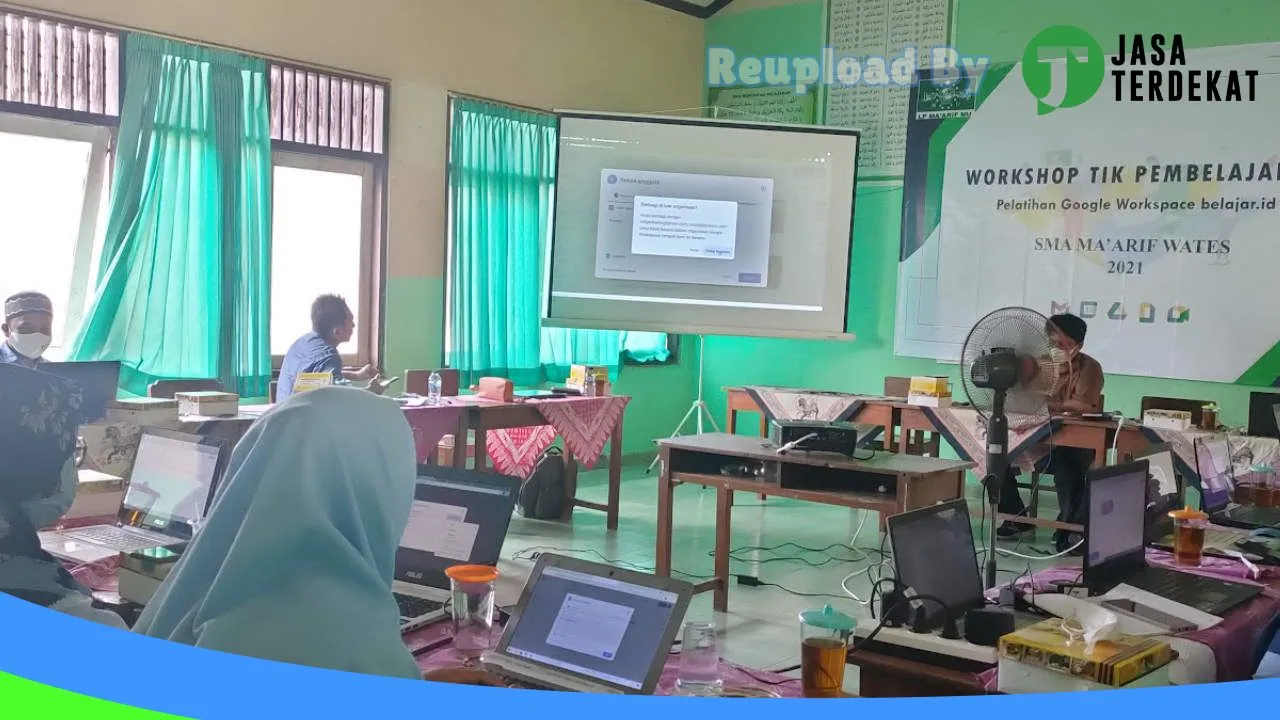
{"left": 595, "top": 169, "right": 772, "bottom": 287}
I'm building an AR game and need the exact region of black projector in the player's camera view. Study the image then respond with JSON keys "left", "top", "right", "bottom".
{"left": 768, "top": 420, "right": 860, "bottom": 456}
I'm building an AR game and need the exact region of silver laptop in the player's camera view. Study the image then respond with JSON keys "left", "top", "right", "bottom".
{"left": 394, "top": 467, "right": 521, "bottom": 633}
{"left": 41, "top": 429, "right": 226, "bottom": 564}
{"left": 481, "top": 554, "right": 693, "bottom": 694}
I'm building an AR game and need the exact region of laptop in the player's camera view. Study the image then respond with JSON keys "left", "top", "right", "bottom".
{"left": 1247, "top": 391, "right": 1280, "bottom": 438}
{"left": 40, "top": 428, "right": 226, "bottom": 564}
{"left": 1141, "top": 445, "right": 1260, "bottom": 560}
{"left": 481, "top": 554, "right": 693, "bottom": 694}
{"left": 1195, "top": 436, "right": 1280, "bottom": 529}
{"left": 394, "top": 467, "right": 521, "bottom": 633}
{"left": 1084, "top": 461, "right": 1259, "bottom": 617}
{"left": 40, "top": 361, "right": 122, "bottom": 423}
{"left": 887, "top": 499, "right": 1040, "bottom": 635}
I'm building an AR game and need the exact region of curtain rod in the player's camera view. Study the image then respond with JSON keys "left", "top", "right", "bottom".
{"left": 448, "top": 91, "right": 550, "bottom": 116}
{"left": 1, "top": 2, "right": 390, "bottom": 84}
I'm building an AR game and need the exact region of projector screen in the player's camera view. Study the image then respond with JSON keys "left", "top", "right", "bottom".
{"left": 545, "top": 112, "right": 859, "bottom": 339}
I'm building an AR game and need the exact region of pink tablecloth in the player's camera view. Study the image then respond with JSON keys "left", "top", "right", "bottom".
{"left": 400, "top": 404, "right": 467, "bottom": 464}
{"left": 405, "top": 622, "right": 801, "bottom": 697}
{"left": 484, "top": 396, "right": 630, "bottom": 477}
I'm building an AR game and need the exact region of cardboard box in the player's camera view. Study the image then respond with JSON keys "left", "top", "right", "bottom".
{"left": 106, "top": 398, "right": 180, "bottom": 428}
{"left": 908, "top": 376, "right": 952, "bottom": 408}
{"left": 998, "top": 656, "right": 1172, "bottom": 693}
{"left": 998, "top": 618, "right": 1174, "bottom": 687}
{"left": 1143, "top": 408, "right": 1193, "bottom": 432}
{"left": 175, "top": 391, "right": 240, "bottom": 418}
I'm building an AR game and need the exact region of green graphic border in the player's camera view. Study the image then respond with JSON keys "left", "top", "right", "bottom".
{"left": 0, "top": 672, "right": 186, "bottom": 719}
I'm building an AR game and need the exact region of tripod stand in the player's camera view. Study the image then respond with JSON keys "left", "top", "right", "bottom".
{"left": 648, "top": 335, "right": 719, "bottom": 472}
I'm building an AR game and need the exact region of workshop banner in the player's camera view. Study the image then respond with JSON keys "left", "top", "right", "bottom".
{"left": 896, "top": 34, "right": 1280, "bottom": 385}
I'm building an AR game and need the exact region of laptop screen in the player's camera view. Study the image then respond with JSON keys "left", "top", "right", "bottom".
{"left": 1086, "top": 463, "right": 1148, "bottom": 569}
{"left": 1140, "top": 448, "right": 1179, "bottom": 502}
{"left": 1195, "top": 437, "right": 1234, "bottom": 511}
{"left": 502, "top": 566, "right": 680, "bottom": 691}
{"left": 121, "top": 431, "right": 222, "bottom": 536}
{"left": 887, "top": 500, "right": 984, "bottom": 625}
{"left": 40, "top": 361, "right": 121, "bottom": 423}
{"left": 395, "top": 469, "right": 519, "bottom": 589}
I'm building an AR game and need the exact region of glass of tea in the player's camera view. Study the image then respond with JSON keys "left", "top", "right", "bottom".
{"left": 1168, "top": 507, "right": 1209, "bottom": 567}
{"left": 799, "top": 605, "right": 856, "bottom": 698}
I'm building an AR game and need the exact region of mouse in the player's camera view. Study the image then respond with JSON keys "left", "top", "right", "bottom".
{"left": 1250, "top": 527, "right": 1280, "bottom": 539}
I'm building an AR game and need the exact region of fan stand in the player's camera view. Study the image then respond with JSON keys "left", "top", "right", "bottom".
{"left": 982, "top": 389, "right": 1011, "bottom": 590}
{"left": 647, "top": 335, "right": 720, "bottom": 473}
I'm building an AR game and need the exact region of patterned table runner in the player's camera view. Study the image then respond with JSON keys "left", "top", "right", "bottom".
{"left": 484, "top": 396, "right": 631, "bottom": 477}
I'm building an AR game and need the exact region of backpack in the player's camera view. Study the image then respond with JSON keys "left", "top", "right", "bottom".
{"left": 518, "top": 446, "right": 567, "bottom": 520}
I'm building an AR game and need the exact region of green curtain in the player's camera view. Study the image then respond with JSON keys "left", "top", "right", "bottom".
{"left": 69, "top": 34, "right": 272, "bottom": 398}
{"left": 447, "top": 97, "right": 669, "bottom": 386}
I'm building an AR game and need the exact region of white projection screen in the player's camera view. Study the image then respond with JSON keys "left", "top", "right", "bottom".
{"left": 545, "top": 112, "right": 859, "bottom": 339}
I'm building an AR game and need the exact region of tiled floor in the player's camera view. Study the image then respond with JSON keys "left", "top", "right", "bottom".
{"left": 486, "top": 461, "right": 1078, "bottom": 695}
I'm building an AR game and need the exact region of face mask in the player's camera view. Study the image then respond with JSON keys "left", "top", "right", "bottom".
{"left": 1048, "top": 347, "right": 1069, "bottom": 364}
{"left": 8, "top": 332, "right": 51, "bottom": 359}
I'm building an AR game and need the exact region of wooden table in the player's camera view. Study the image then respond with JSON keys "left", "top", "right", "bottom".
{"left": 655, "top": 433, "right": 973, "bottom": 612}
{"left": 845, "top": 641, "right": 994, "bottom": 697}
{"left": 449, "top": 400, "right": 625, "bottom": 531}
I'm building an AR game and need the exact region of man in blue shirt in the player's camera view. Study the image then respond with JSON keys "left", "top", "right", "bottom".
{"left": 1, "top": 291, "right": 54, "bottom": 368}
{"left": 277, "top": 295, "right": 380, "bottom": 403}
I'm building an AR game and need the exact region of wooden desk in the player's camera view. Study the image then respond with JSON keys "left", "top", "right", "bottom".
{"left": 451, "top": 401, "right": 625, "bottom": 531}
{"left": 656, "top": 433, "right": 973, "bottom": 612}
{"left": 846, "top": 641, "right": 993, "bottom": 697}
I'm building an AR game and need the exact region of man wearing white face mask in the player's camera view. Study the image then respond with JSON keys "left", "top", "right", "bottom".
{"left": 1, "top": 291, "right": 54, "bottom": 368}
{"left": 997, "top": 313, "right": 1104, "bottom": 552}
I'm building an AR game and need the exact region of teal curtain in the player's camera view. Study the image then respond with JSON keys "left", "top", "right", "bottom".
{"left": 69, "top": 34, "right": 271, "bottom": 398}
{"left": 447, "top": 97, "right": 670, "bottom": 386}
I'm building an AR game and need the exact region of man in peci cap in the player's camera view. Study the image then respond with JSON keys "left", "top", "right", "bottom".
{"left": 1, "top": 291, "right": 54, "bottom": 368}
{"left": 996, "top": 313, "right": 1105, "bottom": 552}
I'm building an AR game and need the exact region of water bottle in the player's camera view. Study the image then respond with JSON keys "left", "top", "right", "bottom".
{"left": 427, "top": 370, "right": 442, "bottom": 406}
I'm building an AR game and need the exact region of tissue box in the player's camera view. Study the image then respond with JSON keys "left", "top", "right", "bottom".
{"left": 567, "top": 365, "right": 607, "bottom": 392}
{"left": 998, "top": 618, "right": 1174, "bottom": 687}
{"left": 105, "top": 398, "right": 180, "bottom": 428}
{"left": 998, "top": 656, "right": 1172, "bottom": 693}
{"left": 1143, "top": 408, "right": 1193, "bottom": 432}
{"left": 174, "top": 391, "right": 240, "bottom": 418}
{"left": 907, "top": 376, "right": 952, "bottom": 408}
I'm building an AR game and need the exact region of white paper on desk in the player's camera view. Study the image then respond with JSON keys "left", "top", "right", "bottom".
{"left": 1101, "top": 584, "right": 1222, "bottom": 631}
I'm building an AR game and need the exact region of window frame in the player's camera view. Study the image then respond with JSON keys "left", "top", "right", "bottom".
{"left": 0, "top": 111, "right": 112, "bottom": 349}
{"left": 269, "top": 149, "right": 379, "bottom": 369}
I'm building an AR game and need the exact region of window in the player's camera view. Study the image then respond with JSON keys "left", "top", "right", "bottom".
{"left": 269, "top": 151, "right": 377, "bottom": 364}
{"left": 0, "top": 112, "right": 110, "bottom": 358}
{"left": 444, "top": 95, "right": 673, "bottom": 386}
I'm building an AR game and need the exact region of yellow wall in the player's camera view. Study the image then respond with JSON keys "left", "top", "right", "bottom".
{"left": 17, "top": 0, "right": 703, "bottom": 277}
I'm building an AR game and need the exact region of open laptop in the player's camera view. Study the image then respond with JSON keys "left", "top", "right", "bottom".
{"left": 40, "top": 428, "right": 226, "bottom": 564}
{"left": 1084, "top": 461, "right": 1259, "bottom": 617}
{"left": 887, "top": 499, "right": 1040, "bottom": 635}
{"left": 40, "top": 361, "right": 122, "bottom": 423}
{"left": 481, "top": 554, "right": 693, "bottom": 694}
{"left": 1195, "top": 436, "right": 1280, "bottom": 529}
{"left": 394, "top": 466, "right": 521, "bottom": 633}
{"left": 1247, "top": 391, "right": 1280, "bottom": 438}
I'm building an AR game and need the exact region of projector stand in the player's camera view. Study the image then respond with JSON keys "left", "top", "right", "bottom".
{"left": 647, "top": 335, "right": 719, "bottom": 473}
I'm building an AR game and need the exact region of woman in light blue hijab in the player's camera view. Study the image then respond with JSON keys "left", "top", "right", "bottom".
{"left": 134, "top": 386, "right": 421, "bottom": 679}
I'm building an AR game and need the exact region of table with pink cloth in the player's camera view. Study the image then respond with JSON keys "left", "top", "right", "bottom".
{"left": 404, "top": 621, "right": 801, "bottom": 697}
{"left": 400, "top": 403, "right": 468, "bottom": 464}
{"left": 969, "top": 548, "right": 1280, "bottom": 690}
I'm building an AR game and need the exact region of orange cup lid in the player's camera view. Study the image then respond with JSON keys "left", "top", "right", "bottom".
{"left": 445, "top": 564, "right": 498, "bottom": 584}
{"left": 1168, "top": 506, "right": 1208, "bottom": 521}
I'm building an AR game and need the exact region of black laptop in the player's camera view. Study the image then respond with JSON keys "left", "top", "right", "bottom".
{"left": 40, "top": 360, "right": 122, "bottom": 423}
{"left": 1194, "top": 436, "right": 1280, "bottom": 529}
{"left": 1247, "top": 392, "right": 1280, "bottom": 439}
{"left": 1084, "top": 461, "right": 1259, "bottom": 617}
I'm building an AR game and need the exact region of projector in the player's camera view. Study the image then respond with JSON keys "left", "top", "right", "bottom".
{"left": 768, "top": 420, "right": 859, "bottom": 456}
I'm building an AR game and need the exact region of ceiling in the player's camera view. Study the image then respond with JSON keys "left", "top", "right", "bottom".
{"left": 642, "top": 0, "right": 735, "bottom": 19}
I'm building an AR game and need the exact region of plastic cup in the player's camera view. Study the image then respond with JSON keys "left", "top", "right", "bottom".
{"left": 799, "top": 605, "right": 855, "bottom": 698}
{"left": 1169, "top": 507, "right": 1209, "bottom": 567}
{"left": 446, "top": 565, "right": 498, "bottom": 661}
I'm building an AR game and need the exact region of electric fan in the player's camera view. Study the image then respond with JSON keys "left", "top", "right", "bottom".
{"left": 960, "top": 307, "right": 1066, "bottom": 589}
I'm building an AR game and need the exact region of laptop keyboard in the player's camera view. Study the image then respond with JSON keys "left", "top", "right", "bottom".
{"left": 395, "top": 593, "right": 445, "bottom": 620}
{"left": 69, "top": 526, "right": 169, "bottom": 553}
{"left": 1129, "top": 567, "right": 1257, "bottom": 616}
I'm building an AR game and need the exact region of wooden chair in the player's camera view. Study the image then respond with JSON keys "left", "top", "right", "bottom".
{"left": 405, "top": 368, "right": 460, "bottom": 397}
{"left": 884, "top": 376, "right": 941, "bottom": 456}
{"left": 1140, "top": 396, "right": 1211, "bottom": 427}
{"left": 269, "top": 381, "right": 278, "bottom": 403}
{"left": 148, "top": 379, "right": 224, "bottom": 399}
